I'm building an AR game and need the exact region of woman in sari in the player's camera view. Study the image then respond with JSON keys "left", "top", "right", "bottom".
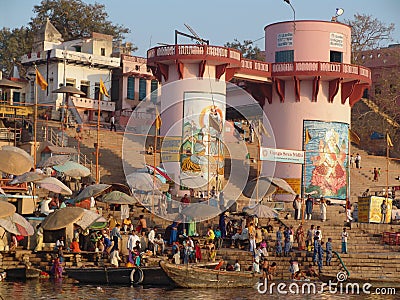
{"left": 296, "top": 224, "right": 306, "bottom": 251}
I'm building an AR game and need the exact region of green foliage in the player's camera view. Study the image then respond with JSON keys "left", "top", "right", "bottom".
{"left": 0, "top": 27, "right": 33, "bottom": 73}
{"left": 0, "top": 0, "right": 135, "bottom": 74}
{"left": 29, "top": 0, "right": 130, "bottom": 41}
{"left": 224, "top": 39, "right": 264, "bottom": 61}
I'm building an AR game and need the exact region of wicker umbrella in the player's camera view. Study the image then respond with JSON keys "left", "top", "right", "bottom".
{"left": 0, "top": 213, "right": 34, "bottom": 236}
{"left": 0, "top": 146, "right": 34, "bottom": 175}
{"left": 41, "top": 207, "right": 85, "bottom": 230}
{"left": 35, "top": 177, "right": 73, "bottom": 195}
{"left": 75, "top": 209, "right": 107, "bottom": 230}
{"left": 127, "top": 172, "right": 162, "bottom": 192}
{"left": 74, "top": 184, "right": 111, "bottom": 203}
{"left": 242, "top": 177, "right": 278, "bottom": 199}
{"left": 101, "top": 191, "right": 137, "bottom": 205}
{"left": 0, "top": 200, "right": 16, "bottom": 218}
{"left": 10, "top": 171, "right": 47, "bottom": 184}
{"left": 37, "top": 155, "right": 70, "bottom": 168}
{"left": 53, "top": 161, "right": 91, "bottom": 178}
{"left": 242, "top": 204, "right": 278, "bottom": 219}
{"left": 181, "top": 203, "right": 221, "bottom": 221}
{"left": 0, "top": 78, "right": 23, "bottom": 89}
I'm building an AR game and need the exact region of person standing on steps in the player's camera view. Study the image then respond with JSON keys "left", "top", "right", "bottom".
{"left": 355, "top": 153, "right": 361, "bottom": 169}
{"left": 305, "top": 196, "right": 314, "bottom": 220}
{"left": 341, "top": 228, "right": 348, "bottom": 254}
{"left": 373, "top": 167, "right": 379, "bottom": 182}
{"left": 381, "top": 200, "right": 387, "bottom": 223}
{"left": 110, "top": 115, "right": 117, "bottom": 131}
{"left": 293, "top": 194, "right": 302, "bottom": 220}
{"left": 326, "top": 237, "right": 333, "bottom": 266}
{"left": 320, "top": 197, "right": 327, "bottom": 222}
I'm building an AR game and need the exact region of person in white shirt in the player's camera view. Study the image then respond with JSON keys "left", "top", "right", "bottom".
{"left": 234, "top": 259, "right": 241, "bottom": 271}
{"left": 110, "top": 249, "right": 121, "bottom": 267}
{"left": 148, "top": 227, "right": 157, "bottom": 255}
{"left": 154, "top": 234, "right": 165, "bottom": 255}
{"left": 127, "top": 231, "right": 140, "bottom": 253}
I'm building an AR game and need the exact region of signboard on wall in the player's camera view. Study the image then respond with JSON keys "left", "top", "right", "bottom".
{"left": 358, "top": 196, "right": 392, "bottom": 223}
{"left": 161, "top": 136, "right": 182, "bottom": 162}
{"left": 275, "top": 178, "right": 301, "bottom": 195}
{"left": 260, "top": 147, "right": 304, "bottom": 164}
{"left": 330, "top": 33, "right": 343, "bottom": 48}
{"left": 277, "top": 32, "right": 293, "bottom": 47}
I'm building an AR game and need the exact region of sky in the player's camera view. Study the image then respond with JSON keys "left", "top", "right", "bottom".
{"left": 0, "top": 0, "right": 399, "bottom": 57}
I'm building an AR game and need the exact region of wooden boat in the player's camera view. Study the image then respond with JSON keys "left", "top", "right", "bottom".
{"left": 6, "top": 266, "right": 42, "bottom": 280}
{"left": 160, "top": 261, "right": 261, "bottom": 288}
{"left": 65, "top": 266, "right": 174, "bottom": 286}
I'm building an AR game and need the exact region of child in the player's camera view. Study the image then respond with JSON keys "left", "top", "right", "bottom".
{"left": 326, "top": 237, "right": 333, "bottom": 266}
{"left": 195, "top": 241, "right": 202, "bottom": 263}
{"left": 234, "top": 259, "right": 241, "bottom": 271}
{"left": 289, "top": 260, "right": 300, "bottom": 280}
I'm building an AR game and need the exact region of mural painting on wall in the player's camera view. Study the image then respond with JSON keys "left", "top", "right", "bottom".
{"left": 303, "top": 120, "right": 349, "bottom": 200}
{"left": 180, "top": 92, "right": 225, "bottom": 190}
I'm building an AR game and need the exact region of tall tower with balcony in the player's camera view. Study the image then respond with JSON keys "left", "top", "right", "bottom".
{"left": 263, "top": 20, "right": 371, "bottom": 201}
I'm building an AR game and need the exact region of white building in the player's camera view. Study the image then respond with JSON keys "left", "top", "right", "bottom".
{"left": 20, "top": 19, "right": 119, "bottom": 123}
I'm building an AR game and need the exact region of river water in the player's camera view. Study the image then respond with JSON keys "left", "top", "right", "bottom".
{"left": 0, "top": 279, "right": 397, "bottom": 300}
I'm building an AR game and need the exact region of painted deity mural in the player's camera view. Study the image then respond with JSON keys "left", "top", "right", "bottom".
{"left": 180, "top": 92, "right": 225, "bottom": 190}
{"left": 303, "top": 120, "right": 349, "bottom": 199}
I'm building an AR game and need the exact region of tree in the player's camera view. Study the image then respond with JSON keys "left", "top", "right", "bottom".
{"left": 0, "top": 27, "right": 33, "bottom": 74}
{"left": 0, "top": 0, "right": 135, "bottom": 74}
{"left": 225, "top": 39, "right": 264, "bottom": 61}
{"left": 345, "top": 13, "right": 395, "bottom": 62}
{"left": 29, "top": 0, "right": 131, "bottom": 42}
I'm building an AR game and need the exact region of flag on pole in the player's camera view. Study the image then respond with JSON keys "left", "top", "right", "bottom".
{"left": 387, "top": 133, "right": 394, "bottom": 147}
{"left": 35, "top": 69, "right": 48, "bottom": 90}
{"left": 155, "top": 107, "right": 162, "bottom": 130}
{"left": 305, "top": 129, "right": 312, "bottom": 145}
{"left": 349, "top": 129, "right": 361, "bottom": 145}
{"left": 99, "top": 78, "right": 109, "bottom": 97}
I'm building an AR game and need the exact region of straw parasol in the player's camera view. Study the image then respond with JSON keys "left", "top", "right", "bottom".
{"left": 10, "top": 171, "right": 47, "bottom": 184}
{"left": 37, "top": 155, "right": 70, "bottom": 168}
{"left": 35, "top": 177, "right": 73, "bottom": 195}
{"left": 0, "top": 146, "right": 34, "bottom": 175}
{"left": 75, "top": 209, "right": 106, "bottom": 230}
{"left": 242, "top": 204, "right": 278, "bottom": 219}
{"left": 74, "top": 184, "right": 111, "bottom": 203}
{"left": 0, "top": 213, "right": 34, "bottom": 236}
{"left": 41, "top": 207, "right": 85, "bottom": 230}
{"left": 52, "top": 86, "right": 85, "bottom": 96}
{"left": 181, "top": 203, "right": 221, "bottom": 221}
{"left": 0, "top": 200, "right": 16, "bottom": 218}
{"left": 242, "top": 177, "right": 278, "bottom": 199}
{"left": 53, "top": 161, "right": 91, "bottom": 178}
{"left": 101, "top": 191, "right": 137, "bottom": 205}
{"left": 126, "top": 172, "right": 162, "bottom": 192}
{"left": 0, "top": 78, "right": 23, "bottom": 89}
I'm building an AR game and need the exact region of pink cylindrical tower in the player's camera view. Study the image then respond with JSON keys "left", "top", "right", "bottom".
{"left": 263, "top": 20, "right": 371, "bottom": 201}
{"left": 147, "top": 45, "right": 242, "bottom": 195}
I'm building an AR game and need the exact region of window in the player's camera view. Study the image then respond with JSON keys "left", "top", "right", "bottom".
{"left": 95, "top": 82, "right": 100, "bottom": 100}
{"left": 101, "top": 48, "right": 106, "bottom": 56}
{"left": 330, "top": 51, "right": 343, "bottom": 63}
{"left": 66, "top": 78, "right": 76, "bottom": 87}
{"left": 150, "top": 80, "right": 158, "bottom": 103}
{"left": 127, "top": 77, "right": 135, "bottom": 100}
{"left": 139, "top": 78, "right": 147, "bottom": 101}
{"left": 80, "top": 80, "right": 90, "bottom": 98}
{"left": 12, "top": 92, "right": 20, "bottom": 104}
{"left": 275, "top": 50, "right": 294, "bottom": 63}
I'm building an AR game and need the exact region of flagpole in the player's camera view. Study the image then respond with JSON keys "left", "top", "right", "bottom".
{"left": 96, "top": 89, "right": 100, "bottom": 184}
{"left": 33, "top": 70, "right": 38, "bottom": 168}
{"left": 386, "top": 133, "right": 389, "bottom": 200}
{"left": 152, "top": 124, "right": 157, "bottom": 217}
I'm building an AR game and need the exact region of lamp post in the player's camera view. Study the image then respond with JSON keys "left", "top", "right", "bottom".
{"left": 283, "top": 0, "right": 296, "bottom": 32}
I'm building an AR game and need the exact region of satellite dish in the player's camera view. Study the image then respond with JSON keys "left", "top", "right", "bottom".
{"left": 336, "top": 8, "right": 344, "bottom": 16}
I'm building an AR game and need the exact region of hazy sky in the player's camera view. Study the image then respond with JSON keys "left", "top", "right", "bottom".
{"left": 1, "top": 0, "right": 399, "bottom": 57}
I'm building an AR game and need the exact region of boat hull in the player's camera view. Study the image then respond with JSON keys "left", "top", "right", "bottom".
{"left": 6, "top": 267, "right": 41, "bottom": 280}
{"left": 65, "top": 266, "right": 173, "bottom": 286}
{"left": 160, "top": 261, "right": 260, "bottom": 288}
